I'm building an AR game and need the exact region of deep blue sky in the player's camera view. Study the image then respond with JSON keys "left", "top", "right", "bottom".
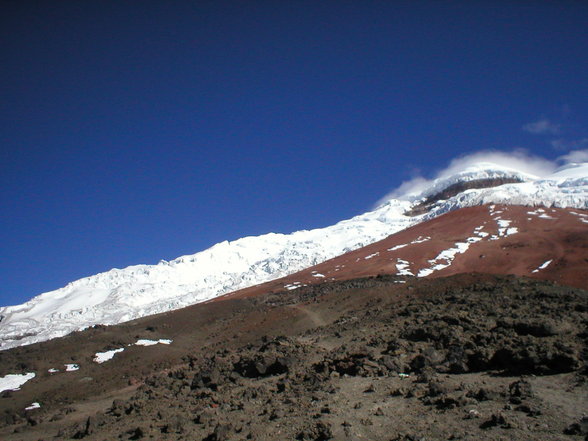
{"left": 2, "top": 1, "right": 588, "bottom": 306}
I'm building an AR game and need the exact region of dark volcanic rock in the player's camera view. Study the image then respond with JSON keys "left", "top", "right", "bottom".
{"left": 0, "top": 274, "right": 586, "bottom": 441}
{"left": 233, "top": 353, "right": 290, "bottom": 378}
{"left": 489, "top": 342, "right": 580, "bottom": 374}
{"left": 296, "top": 421, "right": 332, "bottom": 440}
{"left": 564, "top": 417, "right": 588, "bottom": 436}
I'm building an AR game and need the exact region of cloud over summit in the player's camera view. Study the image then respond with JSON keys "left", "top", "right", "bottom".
{"left": 375, "top": 149, "right": 584, "bottom": 206}
{"left": 558, "top": 149, "right": 588, "bottom": 164}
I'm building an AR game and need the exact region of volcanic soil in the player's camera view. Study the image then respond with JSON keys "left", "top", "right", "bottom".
{"left": 1, "top": 273, "right": 587, "bottom": 440}
{"left": 220, "top": 205, "right": 588, "bottom": 303}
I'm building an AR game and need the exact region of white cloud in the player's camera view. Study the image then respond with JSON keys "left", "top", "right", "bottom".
{"left": 522, "top": 118, "right": 561, "bottom": 135}
{"left": 431, "top": 149, "right": 557, "bottom": 179}
{"left": 375, "top": 149, "right": 560, "bottom": 206}
{"left": 558, "top": 149, "right": 588, "bottom": 164}
{"left": 551, "top": 138, "right": 588, "bottom": 151}
{"left": 382, "top": 176, "right": 430, "bottom": 201}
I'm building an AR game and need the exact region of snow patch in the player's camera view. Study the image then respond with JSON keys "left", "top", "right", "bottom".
{"left": 64, "top": 364, "right": 80, "bottom": 372}
{"left": 0, "top": 373, "right": 35, "bottom": 393}
{"left": 388, "top": 236, "right": 430, "bottom": 252}
{"left": 93, "top": 348, "right": 124, "bottom": 364}
{"left": 25, "top": 402, "right": 41, "bottom": 411}
{"left": 495, "top": 219, "right": 518, "bottom": 237}
{"left": 417, "top": 241, "right": 471, "bottom": 277}
{"left": 284, "top": 282, "right": 305, "bottom": 290}
{"left": 570, "top": 211, "right": 588, "bottom": 217}
{"left": 135, "top": 339, "right": 173, "bottom": 346}
{"left": 527, "top": 208, "right": 546, "bottom": 217}
{"left": 395, "top": 259, "right": 414, "bottom": 276}
{"left": 476, "top": 231, "right": 489, "bottom": 238}
{"left": 364, "top": 252, "right": 379, "bottom": 260}
{"left": 532, "top": 260, "right": 553, "bottom": 273}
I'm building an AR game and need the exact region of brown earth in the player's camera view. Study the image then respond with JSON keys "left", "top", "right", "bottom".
{"left": 219, "top": 204, "right": 588, "bottom": 303}
{"left": 0, "top": 273, "right": 586, "bottom": 441}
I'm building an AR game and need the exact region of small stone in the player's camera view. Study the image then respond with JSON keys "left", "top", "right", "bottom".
{"left": 465, "top": 409, "right": 480, "bottom": 419}
{"left": 480, "top": 413, "right": 512, "bottom": 430}
{"left": 364, "top": 384, "right": 376, "bottom": 393}
{"left": 564, "top": 417, "right": 588, "bottom": 435}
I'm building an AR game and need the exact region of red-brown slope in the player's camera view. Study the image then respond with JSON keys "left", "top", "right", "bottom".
{"left": 219, "top": 204, "right": 588, "bottom": 301}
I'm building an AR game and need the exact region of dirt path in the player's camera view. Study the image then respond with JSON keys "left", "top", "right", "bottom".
{"left": 288, "top": 303, "right": 326, "bottom": 328}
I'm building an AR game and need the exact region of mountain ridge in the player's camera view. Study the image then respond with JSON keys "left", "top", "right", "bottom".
{"left": 1, "top": 161, "right": 587, "bottom": 349}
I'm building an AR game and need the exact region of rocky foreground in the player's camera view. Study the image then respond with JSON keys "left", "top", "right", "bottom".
{"left": 1, "top": 274, "right": 587, "bottom": 440}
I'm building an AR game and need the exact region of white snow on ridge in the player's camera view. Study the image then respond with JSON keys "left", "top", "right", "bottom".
{"left": 0, "top": 198, "right": 415, "bottom": 350}
{"left": 1, "top": 162, "right": 587, "bottom": 350}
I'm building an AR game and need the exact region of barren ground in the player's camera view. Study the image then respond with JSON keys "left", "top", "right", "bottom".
{"left": 1, "top": 273, "right": 586, "bottom": 440}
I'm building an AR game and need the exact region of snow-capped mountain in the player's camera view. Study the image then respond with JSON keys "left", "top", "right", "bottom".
{"left": 1, "top": 162, "right": 587, "bottom": 350}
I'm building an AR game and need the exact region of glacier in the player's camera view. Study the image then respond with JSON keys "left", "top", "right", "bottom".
{"left": 0, "top": 161, "right": 587, "bottom": 350}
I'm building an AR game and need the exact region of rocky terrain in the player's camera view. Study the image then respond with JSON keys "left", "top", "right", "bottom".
{"left": 1, "top": 273, "right": 586, "bottom": 440}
